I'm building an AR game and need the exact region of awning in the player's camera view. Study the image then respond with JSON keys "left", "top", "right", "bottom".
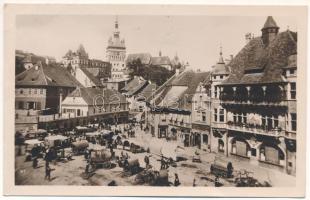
{"left": 24, "top": 139, "right": 43, "bottom": 145}
{"left": 85, "top": 132, "right": 102, "bottom": 137}
{"left": 45, "top": 135, "right": 68, "bottom": 141}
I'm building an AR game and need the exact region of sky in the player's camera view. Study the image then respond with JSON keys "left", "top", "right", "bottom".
{"left": 16, "top": 15, "right": 297, "bottom": 71}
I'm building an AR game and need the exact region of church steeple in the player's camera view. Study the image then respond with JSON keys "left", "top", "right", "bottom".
{"left": 114, "top": 16, "right": 120, "bottom": 38}
{"left": 261, "top": 16, "right": 279, "bottom": 46}
{"left": 218, "top": 46, "right": 225, "bottom": 64}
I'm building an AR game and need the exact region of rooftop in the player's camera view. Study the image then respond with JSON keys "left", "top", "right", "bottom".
{"left": 221, "top": 30, "right": 297, "bottom": 85}
{"left": 67, "top": 87, "right": 127, "bottom": 105}
{"left": 16, "top": 63, "right": 82, "bottom": 88}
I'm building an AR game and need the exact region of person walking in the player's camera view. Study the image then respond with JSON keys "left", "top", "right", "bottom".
{"left": 193, "top": 178, "right": 196, "bottom": 187}
{"left": 174, "top": 173, "right": 180, "bottom": 186}
{"left": 144, "top": 155, "right": 150, "bottom": 169}
{"left": 45, "top": 162, "right": 52, "bottom": 181}
{"left": 215, "top": 175, "right": 220, "bottom": 187}
{"left": 32, "top": 157, "right": 38, "bottom": 169}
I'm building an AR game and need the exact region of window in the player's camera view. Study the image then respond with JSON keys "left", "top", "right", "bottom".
{"left": 242, "top": 113, "right": 247, "bottom": 123}
{"left": 40, "top": 89, "right": 43, "bottom": 94}
{"left": 28, "top": 88, "right": 31, "bottom": 94}
{"left": 262, "top": 116, "right": 266, "bottom": 127}
{"left": 291, "top": 113, "right": 297, "bottom": 131}
{"left": 290, "top": 82, "right": 296, "bottom": 99}
{"left": 219, "top": 109, "right": 225, "bottom": 122}
{"left": 238, "top": 114, "right": 242, "bottom": 123}
{"left": 289, "top": 69, "right": 295, "bottom": 75}
{"left": 220, "top": 75, "right": 223, "bottom": 79}
{"left": 214, "top": 108, "right": 218, "bottom": 122}
{"left": 233, "top": 113, "right": 237, "bottom": 123}
{"left": 214, "top": 87, "right": 217, "bottom": 98}
{"left": 18, "top": 102, "right": 23, "bottom": 109}
{"left": 20, "top": 89, "right": 23, "bottom": 94}
{"left": 34, "top": 89, "right": 37, "bottom": 94}
{"left": 202, "top": 112, "right": 206, "bottom": 122}
{"left": 274, "top": 115, "right": 279, "bottom": 128}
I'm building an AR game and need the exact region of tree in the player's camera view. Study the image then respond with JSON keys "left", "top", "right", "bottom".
{"left": 127, "top": 58, "right": 174, "bottom": 86}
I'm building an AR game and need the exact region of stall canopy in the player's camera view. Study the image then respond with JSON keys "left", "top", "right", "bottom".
{"left": 24, "top": 139, "right": 43, "bottom": 145}
{"left": 76, "top": 126, "right": 89, "bottom": 131}
{"left": 45, "top": 135, "right": 68, "bottom": 141}
{"left": 85, "top": 132, "right": 102, "bottom": 137}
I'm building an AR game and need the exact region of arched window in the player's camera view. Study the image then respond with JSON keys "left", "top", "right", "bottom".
{"left": 249, "top": 85, "right": 264, "bottom": 102}
{"left": 235, "top": 86, "right": 248, "bottom": 102}
{"left": 265, "top": 85, "right": 283, "bottom": 102}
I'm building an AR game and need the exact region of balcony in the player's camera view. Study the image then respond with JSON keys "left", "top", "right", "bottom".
{"left": 220, "top": 85, "right": 287, "bottom": 107}
{"left": 169, "top": 120, "right": 191, "bottom": 129}
{"left": 226, "top": 121, "right": 284, "bottom": 137}
{"left": 221, "top": 100, "right": 287, "bottom": 107}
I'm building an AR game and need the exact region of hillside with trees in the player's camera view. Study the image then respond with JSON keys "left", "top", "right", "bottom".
{"left": 127, "top": 58, "right": 175, "bottom": 86}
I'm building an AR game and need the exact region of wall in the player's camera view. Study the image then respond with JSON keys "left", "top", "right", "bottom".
{"left": 15, "top": 87, "right": 47, "bottom": 110}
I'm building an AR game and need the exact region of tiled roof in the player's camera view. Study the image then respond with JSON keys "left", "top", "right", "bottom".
{"left": 150, "top": 56, "right": 171, "bottom": 66}
{"left": 156, "top": 70, "right": 210, "bottom": 111}
{"left": 283, "top": 54, "right": 297, "bottom": 69}
{"left": 212, "top": 63, "right": 230, "bottom": 75}
{"left": 68, "top": 87, "right": 127, "bottom": 105}
{"left": 121, "top": 76, "right": 148, "bottom": 96}
{"left": 221, "top": 30, "right": 297, "bottom": 85}
{"left": 126, "top": 53, "right": 152, "bottom": 65}
{"left": 79, "top": 67, "right": 103, "bottom": 87}
{"left": 16, "top": 63, "right": 82, "bottom": 88}
{"left": 139, "top": 83, "right": 157, "bottom": 100}
{"left": 262, "top": 16, "right": 279, "bottom": 29}
{"left": 22, "top": 54, "right": 46, "bottom": 64}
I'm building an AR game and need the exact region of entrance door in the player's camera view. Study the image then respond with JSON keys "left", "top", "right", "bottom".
{"left": 265, "top": 146, "right": 279, "bottom": 164}
{"left": 236, "top": 140, "right": 247, "bottom": 157}
{"left": 194, "top": 134, "right": 201, "bottom": 149}
{"left": 184, "top": 134, "right": 190, "bottom": 147}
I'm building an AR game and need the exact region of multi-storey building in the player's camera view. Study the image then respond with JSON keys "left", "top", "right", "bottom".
{"left": 209, "top": 48, "right": 231, "bottom": 154}
{"left": 147, "top": 70, "right": 209, "bottom": 147}
{"left": 61, "top": 87, "right": 129, "bottom": 117}
{"left": 191, "top": 74, "right": 212, "bottom": 151}
{"left": 106, "top": 18, "right": 129, "bottom": 81}
{"left": 62, "top": 45, "right": 111, "bottom": 87}
{"left": 217, "top": 16, "right": 297, "bottom": 175}
{"left": 15, "top": 62, "right": 81, "bottom": 116}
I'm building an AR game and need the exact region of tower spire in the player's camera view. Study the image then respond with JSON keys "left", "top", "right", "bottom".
{"left": 218, "top": 45, "right": 224, "bottom": 64}
{"left": 115, "top": 16, "right": 119, "bottom": 29}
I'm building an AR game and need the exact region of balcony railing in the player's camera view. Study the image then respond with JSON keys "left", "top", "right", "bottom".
{"left": 220, "top": 100, "right": 287, "bottom": 107}
{"left": 169, "top": 120, "right": 191, "bottom": 128}
{"left": 226, "top": 121, "right": 284, "bottom": 137}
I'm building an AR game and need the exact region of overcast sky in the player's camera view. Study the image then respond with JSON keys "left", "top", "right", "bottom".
{"left": 16, "top": 15, "right": 297, "bottom": 71}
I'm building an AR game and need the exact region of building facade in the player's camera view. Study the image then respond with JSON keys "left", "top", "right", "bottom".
{"left": 61, "top": 87, "right": 129, "bottom": 117}
{"left": 62, "top": 45, "right": 111, "bottom": 86}
{"left": 15, "top": 63, "right": 81, "bottom": 116}
{"left": 217, "top": 16, "right": 297, "bottom": 175}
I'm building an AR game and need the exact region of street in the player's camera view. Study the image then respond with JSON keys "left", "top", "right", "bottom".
{"left": 15, "top": 122, "right": 295, "bottom": 187}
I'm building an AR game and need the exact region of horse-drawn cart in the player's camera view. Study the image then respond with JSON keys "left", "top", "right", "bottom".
{"left": 134, "top": 169, "right": 169, "bottom": 186}
{"left": 210, "top": 158, "right": 234, "bottom": 178}
{"left": 72, "top": 140, "right": 89, "bottom": 155}
{"left": 90, "top": 149, "right": 113, "bottom": 169}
